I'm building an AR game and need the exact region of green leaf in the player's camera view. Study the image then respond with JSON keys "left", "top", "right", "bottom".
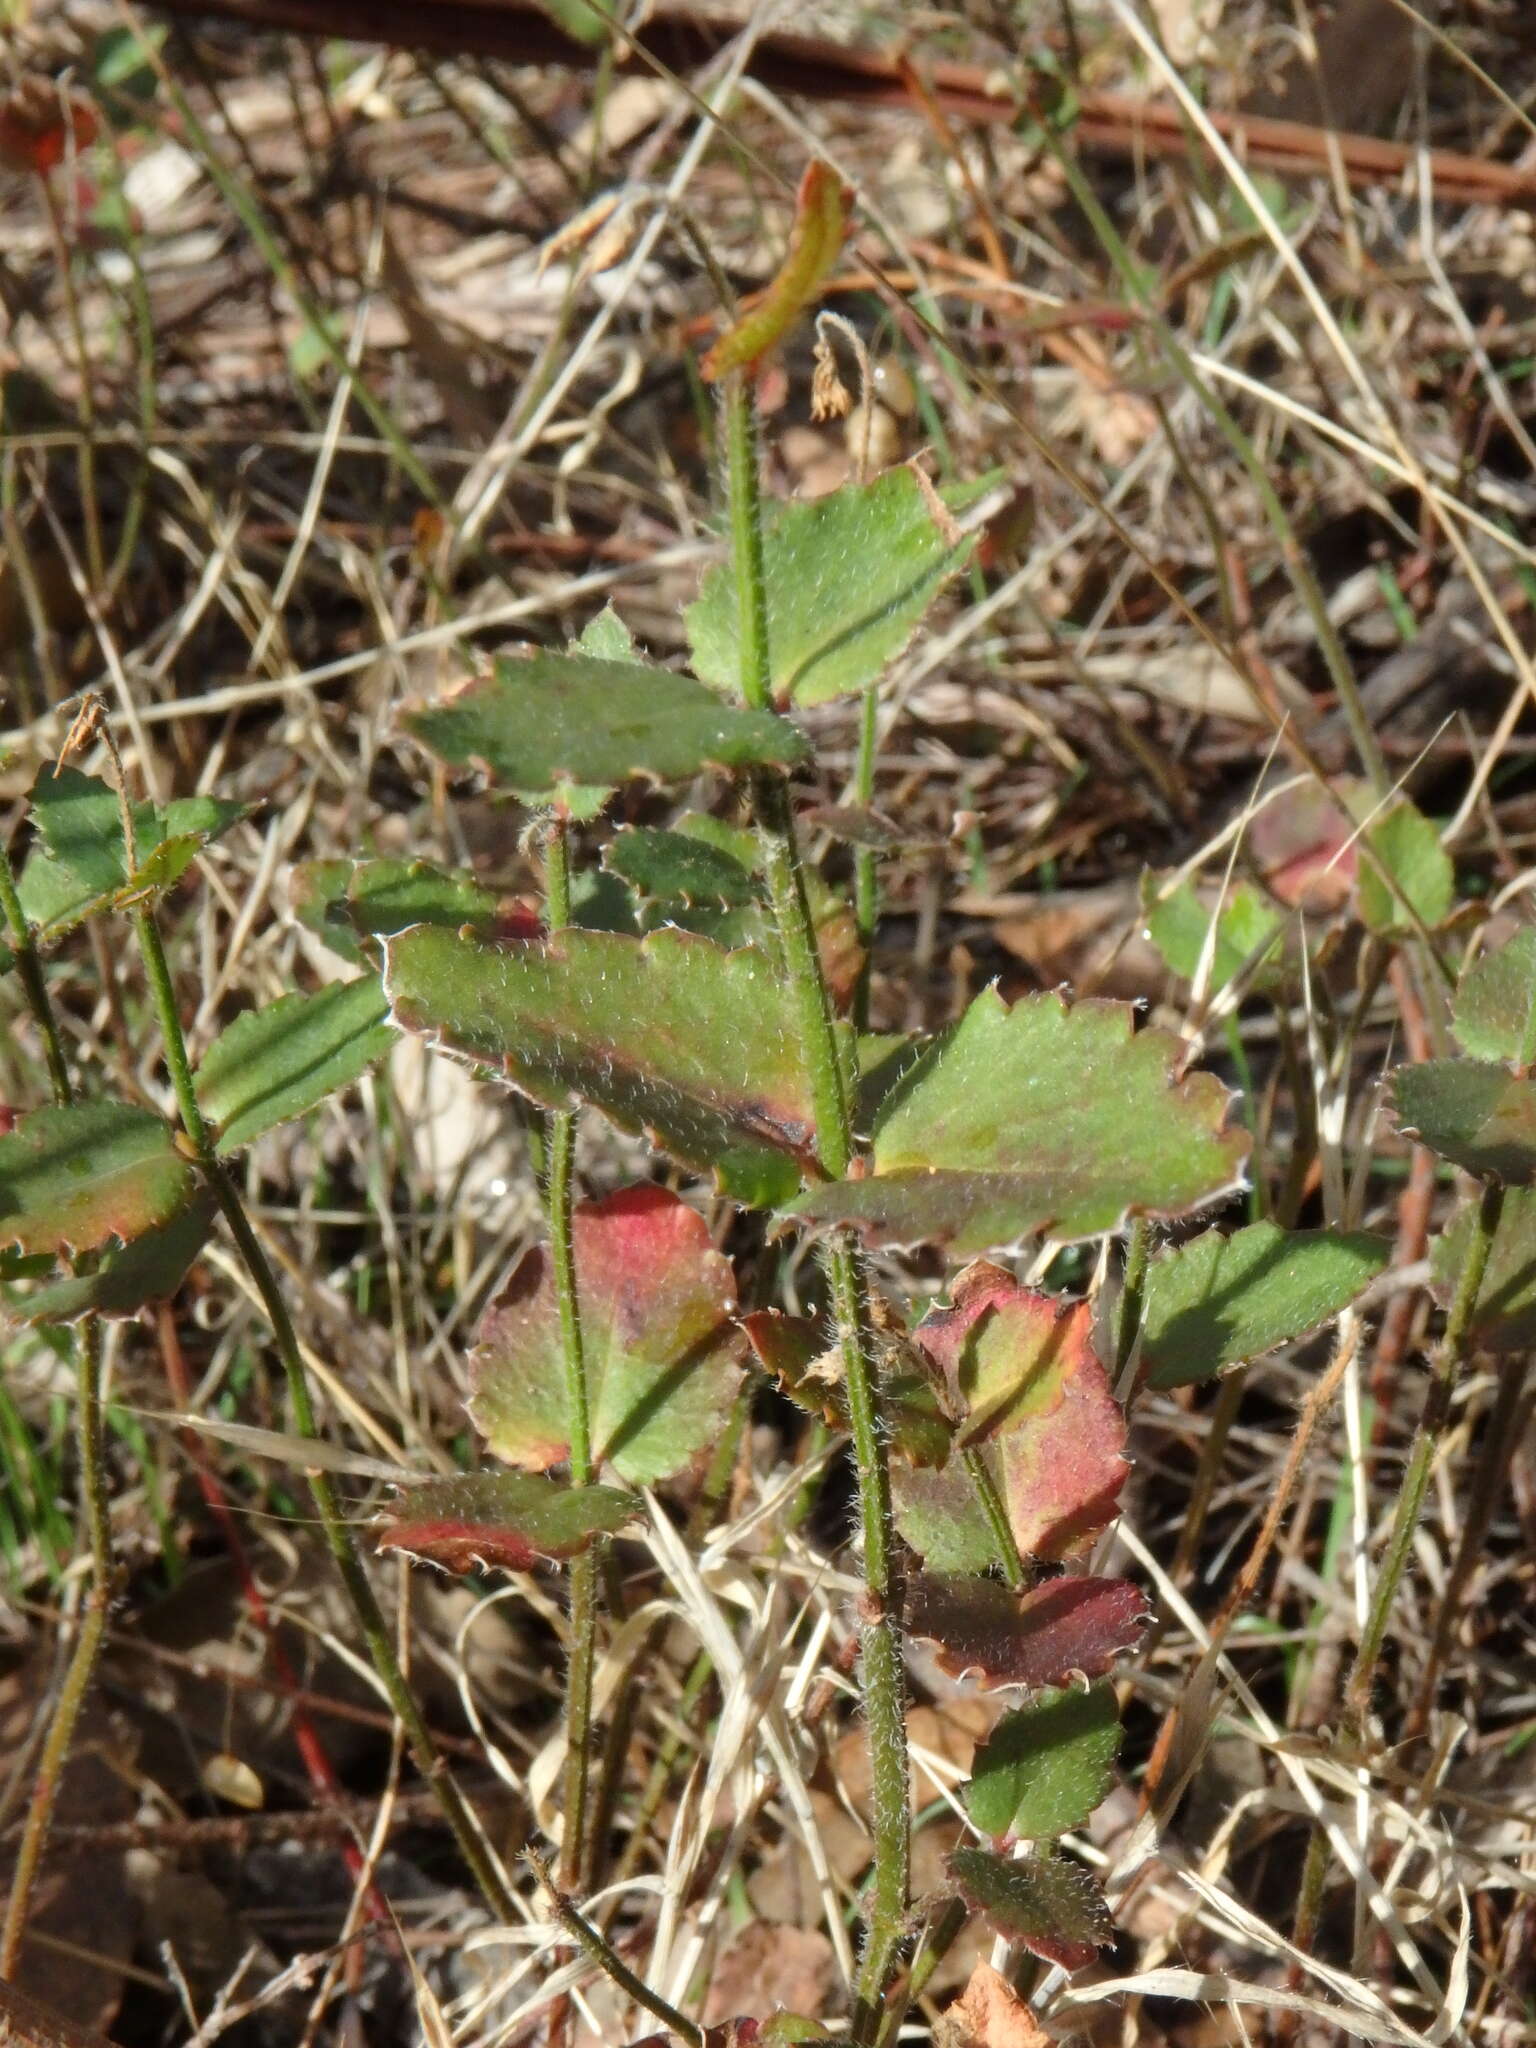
{"left": 496, "top": 607, "right": 639, "bottom": 821}
{"left": 947, "top": 1847, "right": 1113, "bottom": 1972}
{"left": 471, "top": 1185, "right": 744, "bottom": 1485}
{"left": 1453, "top": 929, "right": 1536, "bottom": 1062}
{"left": 0, "top": 1102, "right": 197, "bottom": 1255}
{"left": 289, "top": 307, "right": 344, "bottom": 384}
{"left": 635, "top": 862, "right": 863, "bottom": 1013}
{"left": 1357, "top": 796, "right": 1453, "bottom": 935}
{"left": 291, "top": 858, "right": 503, "bottom": 960}
{"left": 966, "top": 1686, "right": 1120, "bottom": 1842}
{"left": 1141, "top": 1221, "right": 1390, "bottom": 1389}
{"left": 1390, "top": 1059, "right": 1536, "bottom": 1183}
{"left": 568, "top": 868, "right": 641, "bottom": 935}
{"left": 786, "top": 991, "right": 1248, "bottom": 1253}
{"left": 536, "top": 0, "right": 610, "bottom": 44}
{"left": 685, "top": 467, "right": 972, "bottom": 708}
{"left": 907, "top": 1573, "right": 1148, "bottom": 1692}
{"left": 1432, "top": 1185, "right": 1536, "bottom": 1351}
{"left": 90, "top": 21, "right": 166, "bottom": 98}
{"left": 605, "top": 826, "right": 758, "bottom": 909}
{"left": 29, "top": 764, "right": 137, "bottom": 895}
{"left": 578, "top": 604, "right": 636, "bottom": 660}
{"left": 195, "top": 979, "right": 395, "bottom": 1154}
{"left": 0, "top": 1249, "right": 57, "bottom": 1284}
{"left": 16, "top": 850, "right": 114, "bottom": 940}
{"left": 892, "top": 1265, "right": 1127, "bottom": 1571}
{"left": 1141, "top": 873, "right": 1286, "bottom": 991}
{"left": 290, "top": 858, "right": 363, "bottom": 961}
{"left": 122, "top": 833, "right": 206, "bottom": 900}
{"left": 15, "top": 1193, "right": 214, "bottom": 1325}
{"left": 405, "top": 653, "right": 807, "bottom": 793}
{"left": 349, "top": 859, "right": 501, "bottom": 941}
{"left": 671, "top": 813, "right": 759, "bottom": 866}
{"left": 376, "top": 1469, "right": 637, "bottom": 1572}
{"left": 384, "top": 923, "right": 817, "bottom": 1206}
{"left": 20, "top": 764, "right": 247, "bottom": 938}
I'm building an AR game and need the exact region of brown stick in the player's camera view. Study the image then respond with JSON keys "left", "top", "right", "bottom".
{"left": 143, "top": 0, "right": 1536, "bottom": 212}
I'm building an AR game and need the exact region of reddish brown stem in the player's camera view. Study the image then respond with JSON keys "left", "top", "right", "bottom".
{"left": 146, "top": 0, "right": 1536, "bottom": 211}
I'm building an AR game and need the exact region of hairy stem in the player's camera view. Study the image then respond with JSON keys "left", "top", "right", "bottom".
{"left": 528, "top": 1847, "right": 704, "bottom": 2046}
{"left": 0, "top": 843, "right": 114, "bottom": 1979}
{"left": 0, "top": 848, "right": 72, "bottom": 1108}
{"left": 0, "top": 1327, "right": 109, "bottom": 1979}
{"left": 962, "top": 1448, "right": 1027, "bottom": 1591}
{"left": 884, "top": 1895, "right": 968, "bottom": 2044}
{"left": 131, "top": 904, "right": 517, "bottom": 1921}
{"left": 723, "top": 371, "right": 908, "bottom": 2034}
{"left": 543, "top": 812, "right": 599, "bottom": 1890}
{"left": 1345, "top": 1175, "right": 1503, "bottom": 1721}
{"left": 1116, "top": 1212, "right": 1151, "bottom": 1382}
{"left": 852, "top": 684, "right": 880, "bottom": 1033}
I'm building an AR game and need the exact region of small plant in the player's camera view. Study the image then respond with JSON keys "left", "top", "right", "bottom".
{"left": 1, "top": 159, "right": 1455, "bottom": 2043}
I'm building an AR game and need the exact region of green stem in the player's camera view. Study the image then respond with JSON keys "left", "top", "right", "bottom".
{"left": 722, "top": 371, "right": 908, "bottom": 2036}
{"left": 962, "top": 1448, "right": 1027, "bottom": 1591}
{"left": 828, "top": 1236, "right": 910, "bottom": 2032}
{"left": 1345, "top": 1174, "right": 1503, "bottom": 1721}
{"left": 562, "top": 1549, "right": 599, "bottom": 1889}
{"left": 0, "top": 1518, "right": 109, "bottom": 1978}
{"left": 130, "top": 905, "right": 516, "bottom": 1921}
{"left": 543, "top": 811, "right": 599, "bottom": 1890}
{"left": 852, "top": 686, "right": 880, "bottom": 1033}
{"left": 0, "top": 850, "right": 72, "bottom": 1108}
{"left": 1116, "top": 1213, "right": 1151, "bottom": 1381}
{"left": 527, "top": 1847, "right": 704, "bottom": 2046}
{"left": 754, "top": 771, "right": 854, "bottom": 1164}
{"left": 885, "top": 1895, "right": 968, "bottom": 2044}
{"left": 0, "top": 843, "right": 116, "bottom": 1978}
{"left": 725, "top": 374, "right": 773, "bottom": 715}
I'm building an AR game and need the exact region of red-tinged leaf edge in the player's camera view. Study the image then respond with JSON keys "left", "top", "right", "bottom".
{"left": 0, "top": 1101, "right": 199, "bottom": 1258}
{"left": 907, "top": 1572, "right": 1150, "bottom": 1691}
{"left": 470, "top": 1184, "right": 746, "bottom": 1485}
{"left": 740, "top": 1308, "right": 824, "bottom": 1386}
{"left": 947, "top": 1845, "right": 1113, "bottom": 1971}
{"left": 701, "top": 161, "right": 851, "bottom": 381}
{"left": 909, "top": 1261, "right": 1128, "bottom": 1557}
{"left": 376, "top": 1469, "right": 638, "bottom": 1574}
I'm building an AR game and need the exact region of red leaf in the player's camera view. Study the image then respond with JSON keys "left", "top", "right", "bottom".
{"left": 471, "top": 1184, "right": 745, "bottom": 1486}
{"left": 908, "top": 1573, "right": 1149, "bottom": 1691}
{"left": 1249, "top": 779, "right": 1357, "bottom": 911}
{"left": 910, "top": 1263, "right": 1128, "bottom": 1560}
{"left": 740, "top": 1308, "right": 823, "bottom": 1384}
{"left": 376, "top": 1470, "right": 637, "bottom": 1574}
{"left": 0, "top": 80, "right": 98, "bottom": 175}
